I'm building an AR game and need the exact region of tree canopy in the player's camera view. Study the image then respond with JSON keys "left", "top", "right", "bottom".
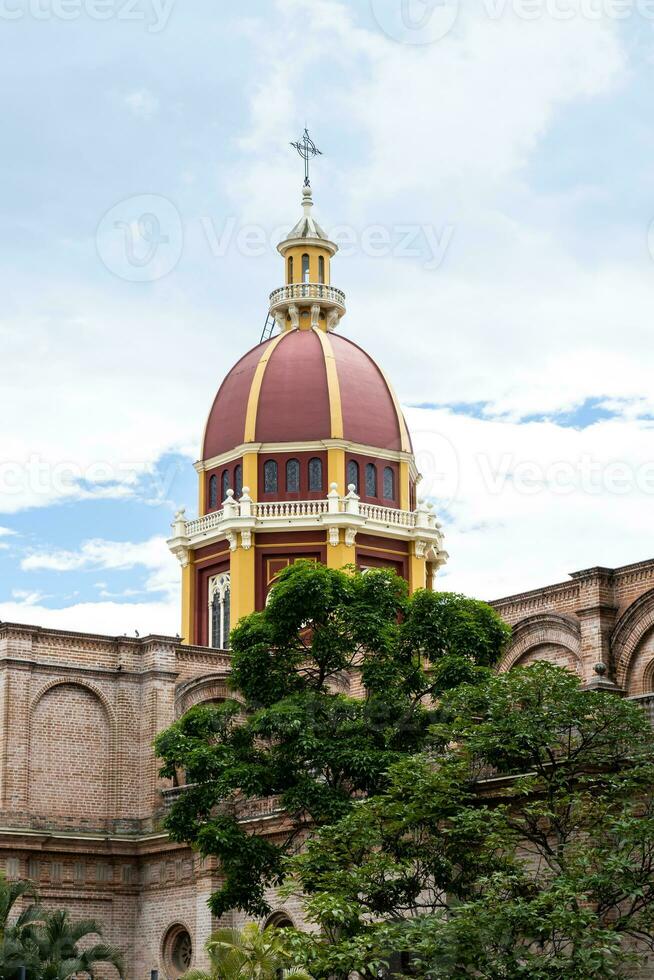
{"left": 156, "top": 562, "right": 510, "bottom": 918}
{"left": 284, "top": 663, "right": 654, "bottom": 978}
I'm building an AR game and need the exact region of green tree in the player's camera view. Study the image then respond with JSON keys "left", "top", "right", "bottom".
{"left": 0, "top": 874, "right": 43, "bottom": 978}
{"left": 183, "top": 923, "right": 312, "bottom": 980}
{"left": 286, "top": 663, "right": 654, "bottom": 978}
{"left": 24, "top": 910, "right": 124, "bottom": 980}
{"left": 156, "top": 562, "right": 509, "bottom": 919}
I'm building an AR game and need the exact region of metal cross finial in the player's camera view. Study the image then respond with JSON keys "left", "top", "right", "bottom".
{"left": 290, "top": 128, "right": 322, "bottom": 187}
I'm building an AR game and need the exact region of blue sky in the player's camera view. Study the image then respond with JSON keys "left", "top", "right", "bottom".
{"left": 2, "top": 0, "right": 654, "bottom": 635}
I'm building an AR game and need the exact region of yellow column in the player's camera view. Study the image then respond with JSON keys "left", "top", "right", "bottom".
{"left": 399, "top": 460, "right": 410, "bottom": 511}
{"left": 408, "top": 547, "right": 426, "bottom": 594}
{"left": 181, "top": 559, "right": 196, "bottom": 645}
{"left": 230, "top": 539, "right": 256, "bottom": 624}
{"left": 327, "top": 448, "right": 345, "bottom": 493}
{"left": 326, "top": 531, "right": 356, "bottom": 572}
{"left": 243, "top": 452, "right": 259, "bottom": 500}
{"left": 198, "top": 470, "right": 207, "bottom": 516}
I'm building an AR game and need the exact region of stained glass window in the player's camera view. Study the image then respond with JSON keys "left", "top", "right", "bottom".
{"left": 286, "top": 458, "right": 300, "bottom": 492}
{"left": 264, "top": 459, "right": 278, "bottom": 493}
{"left": 347, "top": 459, "right": 359, "bottom": 492}
{"left": 234, "top": 464, "right": 243, "bottom": 497}
{"left": 365, "top": 463, "right": 377, "bottom": 498}
{"left": 221, "top": 469, "right": 229, "bottom": 502}
{"left": 308, "top": 457, "right": 323, "bottom": 492}
{"left": 209, "top": 474, "right": 218, "bottom": 509}
{"left": 383, "top": 466, "right": 395, "bottom": 500}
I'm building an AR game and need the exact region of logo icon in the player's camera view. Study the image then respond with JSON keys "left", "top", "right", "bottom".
{"left": 370, "top": 0, "right": 460, "bottom": 45}
{"left": 96, "top": 194, "right": 183, "bottom": 282}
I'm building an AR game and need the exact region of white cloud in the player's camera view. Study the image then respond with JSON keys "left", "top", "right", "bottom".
{"left": 124, "top": 89, "right": 159, "bottom": 119}
{"left": 409, "top": 406, "right": 654, "bottom": 599}
{"left": 0, "top": 597, "right": 179, "bottom": 638}
{"left": 21, "top": 536, "right": 179, "bottom": 599}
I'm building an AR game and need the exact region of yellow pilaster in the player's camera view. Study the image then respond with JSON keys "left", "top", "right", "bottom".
{"left": 198, "top": 469, "right": 207, "bottom": 516}
{"left": 181, "top": 558, "right": 196, "bottom": 645}
{"left": 243, "top": 452, "right": 259, "bottom": 500}
{"left": 327, "top": 448, "right": 345, "bottom": 493}
{"left": 399, "top": 460, "right": 410, "bottom": 511}
{"left": 230, "top": 539, "right": 256, "bottom": 624}
{"left": 408, "top": 547, "right": 427, "bottom": 594}
{"left": 326, "top": 532, "right": 356, "bottom": 572}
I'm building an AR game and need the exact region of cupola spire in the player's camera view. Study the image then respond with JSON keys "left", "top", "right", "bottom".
{"left": 268, "top": 129, "right": 346, "bottom": 335}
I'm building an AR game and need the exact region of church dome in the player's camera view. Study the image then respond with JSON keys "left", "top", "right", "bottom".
{"left": 201, "top": 327, "right": 412, "bottom": 460}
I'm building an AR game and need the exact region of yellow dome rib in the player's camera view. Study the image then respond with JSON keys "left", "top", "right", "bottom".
{"left": 312, "top": 327, "right": 344, "bottom": 439}
{"left": 243, "top": 332, "right": 291, "bottom": 444}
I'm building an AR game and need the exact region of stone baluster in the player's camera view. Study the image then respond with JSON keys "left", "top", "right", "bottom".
{"left": 239, "top": 487, "right": 253, "bottom": 518}
{"left": 222, "top": 489, "right": 239, "bottom": 519}
{"left": 345, "top": 483, "right": 360, "bottom": 515}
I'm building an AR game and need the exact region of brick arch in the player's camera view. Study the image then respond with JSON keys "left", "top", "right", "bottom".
{"left": 30, "top": 677, "right": 117, "bottom": 725}
{"left": 612, "top": 590, "right": 654, "bottom": 691}
{"left": 499, "top": 614, "right": 582, "bottom": 674}
{"left": 175, "top": 673, "right": 242, "bottom": 718}
{"left": 27, "top": 679, "right": 118, "bottom": 824}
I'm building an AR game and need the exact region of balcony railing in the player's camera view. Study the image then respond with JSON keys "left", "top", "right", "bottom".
{"left": 175, "top": 486, "right": 442, "bottom": 544}
{"left": 269, "top": 282, "right": 346, "bottom": 309}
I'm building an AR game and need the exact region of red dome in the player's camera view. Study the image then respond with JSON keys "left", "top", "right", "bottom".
{"left": 202, "top": 329, "right": 410, "bottom": 460}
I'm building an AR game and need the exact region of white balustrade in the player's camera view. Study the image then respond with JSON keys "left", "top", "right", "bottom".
{"left": 359, "top": 502, "right": 414, "bottom": 527}
{"left": 253, "top": 499, "right": 329, "bottom": 519}
{"left": 269, "top": 283, "right": 346, "bottom": 308}
{"left": 181, "top": 492, "right": 444, "bottom": 541}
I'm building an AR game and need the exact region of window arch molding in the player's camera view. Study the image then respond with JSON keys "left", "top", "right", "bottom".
{"left": 209, "top": 572, "right": 231, "bottom": 650}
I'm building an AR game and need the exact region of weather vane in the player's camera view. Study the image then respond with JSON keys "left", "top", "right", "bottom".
{"left": 290, "top": 128, "right": 322, "bottom": 187}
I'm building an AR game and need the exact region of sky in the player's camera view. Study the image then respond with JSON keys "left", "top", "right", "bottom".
{"left": 1, "top": 0, "right": 654, "bottom": 637}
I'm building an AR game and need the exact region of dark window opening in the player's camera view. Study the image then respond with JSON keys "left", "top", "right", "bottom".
{"left": 308, "top": 457, "right": 323, "bottom": 492}
{"left": 209, "top": 474, "right": 218, "bottom": 509}
{"left": 286, "top": 458, "right": 300, "bottom": 493}
{"left": 383, "top": 466, "right": 395, "bottom": 500}
{"left": 234, "top": 464, "right": 243, "bottom": 497}
{"left": 302, "top": 253, "right": 310, "bottom": 283}
{"left": 347, "top": 459, "right": 359, "bottom": 493}
{"left": 318, "top": 255, "right": 325, "bottom": 283}
{"left": 264, "top": 459, "right": 278, "bottom": 493}
{"left": 365, "top": 463, "right": 377, "bottom": 498}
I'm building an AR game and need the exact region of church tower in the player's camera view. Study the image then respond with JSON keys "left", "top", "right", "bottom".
{"left": 168, "top": 148, "right": 448, "bottom": 646}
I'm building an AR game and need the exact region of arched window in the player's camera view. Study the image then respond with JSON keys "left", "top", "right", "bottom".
{"left": 318, "top": 255, "right": 325, "bottom": 284}
{"left": 209, "top": 474, "right": 218, "bottom": 509}
{"left": 347, "top": 459, "right": 359, "bottom": 493}
{"left": 287, "top": 255, "right": 294, "bottom": 284}
{"left": 302, "top": 253, "right": 310, "bottom": 283}
{"left": 264, "top": 459, "right": 278, "bottom": 493}
{"left": 234, "top": 464, "right": 243, "bottom": 497}
{"left": 308, "top": 457, "right": 323, "bottom": 492}
{"left": 209, "top": 573, "right": 231, "bottom": 650}
{"left": 365, "top": 463, "right": 377, "bottom": 498}
{"left": 286, "top": 458, "right": 300, "bottom": 493}
{"left": 383, "top": 466, "right": 395, "bottom": 500}
{"left": 221, "top": 469, "right": 229, "bottom": 502}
